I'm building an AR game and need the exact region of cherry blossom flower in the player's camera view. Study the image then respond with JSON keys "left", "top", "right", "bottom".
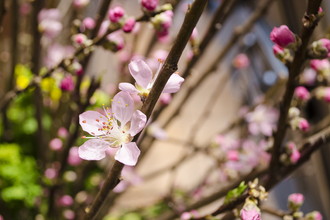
{"left": 78, "top": 91, "right": 147, "bottom": 166}
{"left": 245, "top": 105, "right": 279, "bottom": 136}
{"left": 119, "top": 60, "right": 184, "bottom": 99}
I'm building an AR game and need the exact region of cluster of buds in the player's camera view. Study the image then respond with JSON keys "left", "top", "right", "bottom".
{"left": 71, "top": 33, "right": 92, "bottom": 47}
{"left": 108, "top": 6, "right": 136, "bottom": 33}
{"left": 270, "top": 25, "right": 300, "bottom": 63}
{"left": 240, "top": 179, "right": 267, "bottom": 220}
{"left": 151, "top": 5, "right": 173, "bottom": 39}
{"left": 288, "top": 107, "right": 310, "bottom": 132}
{"left": 310, "top": 38, "right": 330, "bottom": 58}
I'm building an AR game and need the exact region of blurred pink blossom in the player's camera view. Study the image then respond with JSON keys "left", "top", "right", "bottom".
{"left": 294, "top": 86, "right": 310, "bottom": 101}
{"left": 233, "top": 53, "right": 250, "bottom": 69}
{"left": 38, "top": 9, "right": 62, "bottom": 38}
{"left": 270, "top": 25, "right": 295, "bottom": 48}
{"left": 58, "top": 195, "right": 74, "bottom": 207}
{"left": 108, "top": 6, "right": 125, "bottom": 23}
{"left": 73, "top": 0, "right": 90, "bottom": 9}
{"left": 67, "top": 147, "right": 83, "bottom": 166}
{"left": 49, "top": 138, "right": 63, "bottom": 151}
{"left": 141, "top": 0, "right": 159, "bottom": 11}
{"left": 82, "top": 17, "right": 96, "bottom": 30}
{"left": 60, "top": 76, "right": 75, "bottom": 92}
{"left": 123, "top": 18, "right": 136, "bottom": 33}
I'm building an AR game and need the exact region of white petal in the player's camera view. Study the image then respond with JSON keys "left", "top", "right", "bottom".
{"left": 163, "top": 74, "right": 184, "bottom": 93}
{"left": 79, "top": 111, "right": 109, "bottom": 136}
{"left": 129, "top": 110, "right": 147, "bottom": 136}
{"left": 78, "top": 139, "right": 109, "bottom": 160}
{"left": 112, "top": 91, "right": 134, "bottom": 126}
{"left": 128, "top": 60, "right": 153, "bottom": 88}
{"left": 119, "top": 83, "right": 139, "bottom": 94}
{"left": 115, "top": 142, "right": 140, "bottom": 166}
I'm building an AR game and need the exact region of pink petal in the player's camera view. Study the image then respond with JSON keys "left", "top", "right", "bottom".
{"left": 115, "top": 142, "right": 140, "bottom": 166}
{"left": 79, "top": 111, "right": 108, "bottom": 136}
{"left": 128, "top": 60, "right": 152, "bottom": 88}
{"left": 163, "top": 74, "right": 184, "bottom": 93}
{"left": 112, "top": 91, "right": 134, "bottom": 126}
{"left": 78, "top": 139, "right": 109, "bottom": 160}
{"left": 118, "top": 82, "right": 139, "bottom": 94}
{"left": 129, "top": 110, "right": 147, "bottom": 136}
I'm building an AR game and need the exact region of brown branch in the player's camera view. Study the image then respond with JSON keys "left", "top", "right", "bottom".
{"left": 81, "top": 1, "right": 208, "bottom": 219}
{"left": 90, "top": 0, "right": 113, "bottom": 38}
{"left": 267, "top": 0, "right": 323, "bottom": 188}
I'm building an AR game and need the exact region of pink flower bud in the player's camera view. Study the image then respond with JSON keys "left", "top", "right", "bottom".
{"left": 294, "top": 86, "right": 310, "bottom": 101}
{"left": 49, "top": 138, "right": 63, "bottom": 151}
{"left": 270, "top": 25, "right": 296, "bottom": 47}
{"left": 323, "top": 87, "right": 330, "bottom": 102}
{"left": 108, "top": 6, "right": 125, "bottom": 23}
{"left": 141, "top": 0, "right": 159, "bottom": 11}
{"left": 226, "top": 150, "right": 239, "bottom": 161}
{"left": 73, "top": 0, "right": 90, "bottom": 9}
{"left": 288, "top": 193, "right": 304, "bottom": 206}
{"left": 240, "top": 206, "right": 261, "bottom": 220}
{"left": 233, "top": 53, "right": 250, "bottom": 69}
{"left": 58, "top": 127, "right": 68, "bottom": 138}
{"left": 45, "top": 168, "right": 58, "bottom": 179}
{"left": 82, "top": 17, "right": 95, "bottom": 30}
{"left": 310, "top": 59, "right": 330, "bottom": 72}
{"left": 63, "top": 209, "right": 75, "bottom": 220}
{"left": 60, "top": 76, "right": 75, "bottom": 91}
{"left": 290, "top": 149, "right": 300, "bottom": 163}
{"left": 306, "top": 211, "right": 323, "bottom": 220}
{"left": 67, "top": 147, "right": 83, "bottom": 166}
{"left": 105, "top": 32, "right": 125, "bottom": 52}
{"left": 72, "top": 33, "right": 88, "bottom": 45}
{"left": 298, "top": 118, "right": 310, "bottom": 132}
{"left": 320, "top": 38, "right": 330, "bottom": 56}
{"left": 58, "top": 195, "right": 74, "bottom": 207}
{"left": 159, "top": 93, "right": 172, "bottom": 105}
{"left": 122, "top": 18, "right": 136, "bottom": 33}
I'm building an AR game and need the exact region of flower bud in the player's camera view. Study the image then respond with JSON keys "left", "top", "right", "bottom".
{"left": 305, "top": 211, "right": 323, "bottom": 220}
{"left": 288, "top": 193, "right": 304, "bottom": 210}
{"left": 311, "top": 38, "right": 330, "bottom": 58}
{"left": 68, "top": 147, "right": 83, "bottom": 166}
{"left": 104, "top": 32, "right": 125, "bottom": 52}
{"left": 294, "top": 86, "right": 310, "bottom": 101}
{"left": 58, "top": 127, "right": 68, "bottom": 138}
{"left": 233, "top": 53, "right": 250, "bottom": 69}
{"left": 273, "top": 44, "right": 291, "bottom": 62}
{"left": 159, "top": 93, "right": 172, "bottom": 105}
{"left": 108, "top": 6, "right": 125, "bottom": 23}
{"left": 270, "top": 25, "right": 296, "bottom": 48}
{"left": 49, "top": 138, "right": 63, "bottom": 151}
{"left": 82, "top": 17, "right": 95, "bottom": 30}
{"left": 290, "top": 149, "right": 300, "bottom": 164}
{"left": 288, "top": 107, "right": 300, "bottom": 118}
{"left": 141, "top": 0, "right": 159, "bottom": 11}
{"left": 310, "top": 59, "right": 330, "bottom": 78}
{"left": 72, "top": 33, "right": 91, "bottom": 47}
{"left": 60, "top": 76, "right": 75, "bottom": 91}
{"left": 298, "top": 118, "right": 309, "bottom": 132}
{"left": 58, "top": 195, "right": 74, "bottom": 207}
{"left": 240, "top": 203, "right": 261, "bottom": 220}
{"left": 122, "top": 18, "right": 136, "bottom": 33}
{"left": 73, "top": 0, "right": 90, "bottom": 9}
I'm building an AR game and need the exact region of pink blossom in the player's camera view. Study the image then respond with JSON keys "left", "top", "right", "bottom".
{"left": 78, "top": 91, "right": 147, "bottom": 166}
{"left": 67, "top": 147, "right": 83, "bottom": 166}
{"left": 272, "top": 44, "right": 284, "bottom": 55}
{"left": 108, "top": 6, "right": 125, "bottom": 23}
{"left": 105, "top": 32, "right": 125, "bottom": 52}
{"left": 226, "top": 150, "right": 239, "bottom": 161}
{"left": 44, "top": 44, "right": 74, "bottom": 68}
{"left": 119, "top": 60, "right": 184, "bottom": 99}
{"left": 294, "top": 86, "right": 310, "bottom": 101}
{"left": 60, "top": 76, "right": 75, "bottom": 92}
{"left": 122, "top": 18, "right": 136, "bottom": 33}
{"left": 245, "top": 105, "right": 278, "bottom": 136}
{"left": 270, "top": 25, "right": 295, "bottom": 47}
{"left": 323, "top": 87, "right": 330, "bottom": 102}
{"left": 301, "top": 68, "right": 316, "bottom": 85}
{"left": 240, "top": 205, "right": 261, "bottom": 220}
{"left": 312, "top": 38, "right": 330, "bottom": 57}
{"left": 45, "top": 168, "right": 58, "bottom": 179}
{"left": 49, "top": 138, "right": 63, "bottom": 151}
{"left": 58, "top": 127, "right": 68, "bottom": 138}
{"left": 38, "top": 9, "right": 62, "bottom": 38}
{"left": 151, "top": 10, "right": 173, "bottom": 39}
{"left": 310, "top": 59, "right": 330, "bottom": 76}
{"left": 290, "top": 149, "right": 300, "bottom": 163}
{"left": 233, "top": 53, "right": 250, "bottom": 69}
{"left": 298, "top": 118, "right": 309, "bottom": 132}
{"left": 73, "top": 0, "right": 90, "bottom": 9}
{"left": 63, "top": 209, "right": 75, "bottom": 220}
{"left": 82, "top": 17, "right": 95, "bottom": 30}
{"left": 306, "top": 211, "right": 323, "bottom": 220}
{"left": 72, "top": 33, "right": 89, "bottom": 46}
{"left": 159, "top": 93, "right": 172, "bottom": 105}
{"left": 58, "top": 195, "right": 74, "bottom": 207}
{"left": 141, "top": 0, "right": 159, "bottom": 11}
{"left": 113, "top": 166, "right": 142, "bottom": 192}
{"left": 288, "top": 193, "right": 304, "bottom": 206}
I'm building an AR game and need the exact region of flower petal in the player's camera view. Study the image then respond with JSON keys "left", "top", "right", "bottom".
{"left": 128, "top": 60, "right": 153, "bottom": 88}
{"left": 163, "top": 74, "right": 184, "bottom": 93}
{"left": 78, "top": 139, "right": 109, "bottom": 160}
{"left": 129, "top": 110, "right": 147, "bottom": 136}
{"left": 115, "top": 142, "right": 140, "bottom": 166}
{"left": 119, "top": 82, "right": 139, "bottom": 94}
{"left": 79, "top": 111, "right": 109, "bottom": 136}
{"left": 112, "top": 91, "right": 134, "bottom": 126}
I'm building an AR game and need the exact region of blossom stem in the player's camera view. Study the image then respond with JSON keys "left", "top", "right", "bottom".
{"left": 267, "top": 0, "right": 323, "bottom": 188}
{"left": 82, "top": 0, "right": 208, "bottom": 219}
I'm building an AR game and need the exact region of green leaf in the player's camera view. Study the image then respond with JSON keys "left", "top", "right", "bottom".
{"left": 224, "top": 181, "right": 247, "bottom": 204}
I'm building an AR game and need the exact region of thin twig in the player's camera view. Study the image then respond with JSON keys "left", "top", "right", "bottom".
{"left": 82, "top": 1, "right": 208, "bottom": 219}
